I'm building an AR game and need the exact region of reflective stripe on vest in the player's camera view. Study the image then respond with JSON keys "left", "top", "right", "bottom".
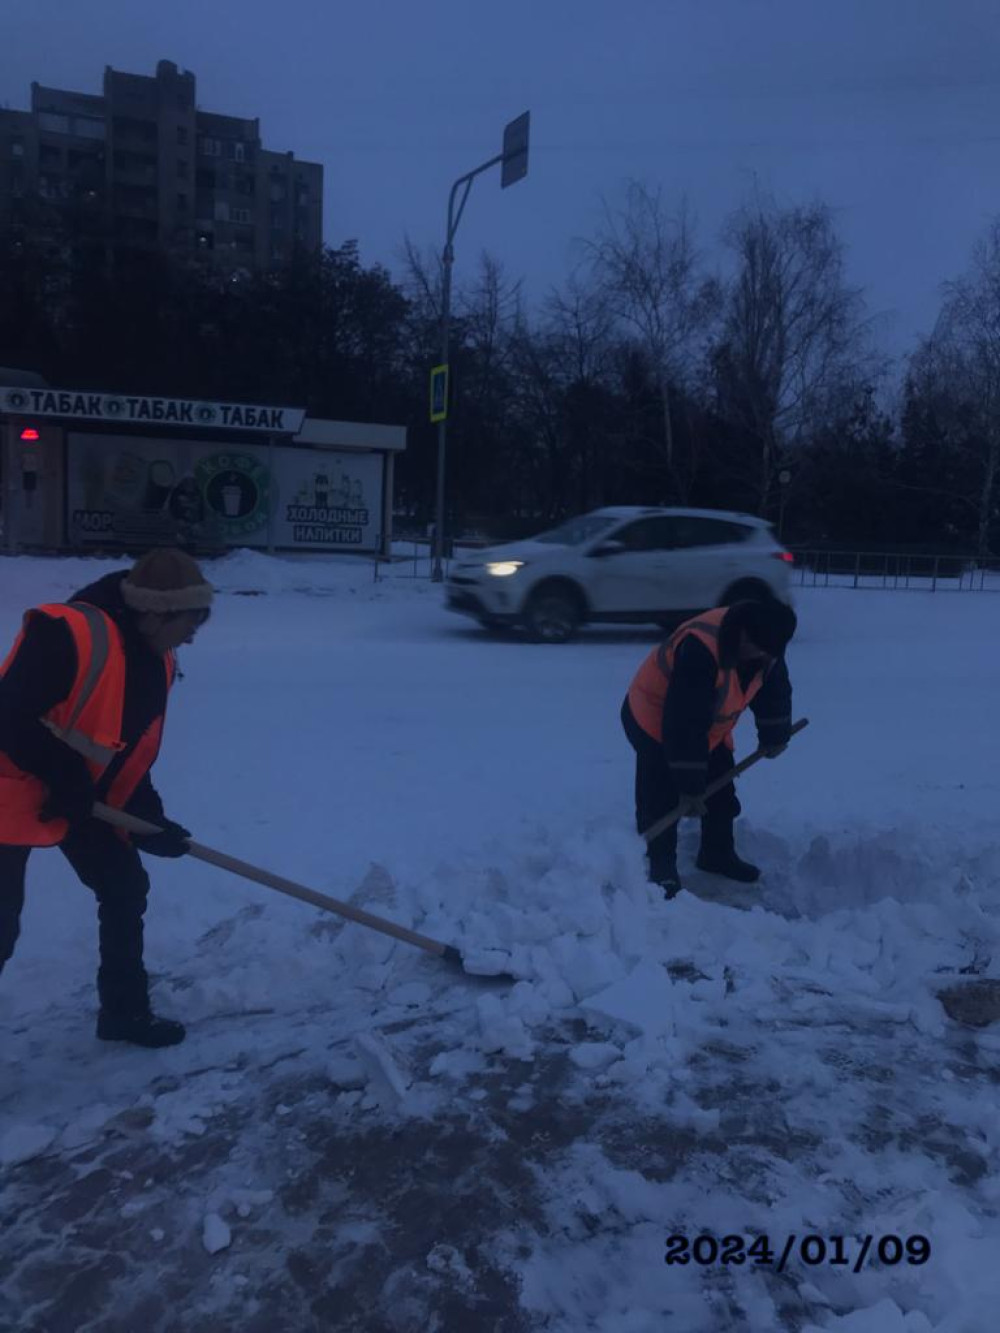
{"left": 627, "top": 607, "right": 765, "bottom": 751}
{"left": 38, "top": 603, "right": 123, "bottom": 767}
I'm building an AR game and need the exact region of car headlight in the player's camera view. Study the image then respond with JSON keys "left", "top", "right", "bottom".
{"left": 485, "top": 561, "right": 525, "bottom": 577}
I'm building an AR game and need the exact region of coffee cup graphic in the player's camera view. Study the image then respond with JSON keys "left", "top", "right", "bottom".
{"left": 222, "top": 482, "right": 242, "bottom": 516}
{"left": 202, "top": 459, "right": 266, "bottom": 532}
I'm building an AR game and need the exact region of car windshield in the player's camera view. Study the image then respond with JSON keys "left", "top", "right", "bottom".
{"left": 533, "top": 516, "right": 621, "bottom": 546}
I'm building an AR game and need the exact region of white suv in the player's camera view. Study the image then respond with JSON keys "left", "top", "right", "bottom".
{"left": 445, "top": 506, "right": 794, "bottom": 642}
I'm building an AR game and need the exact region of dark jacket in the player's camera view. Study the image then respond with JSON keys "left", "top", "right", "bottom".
{"left": 0, "top": 571, "right": 169, "bottom": 822}
{"left": 622, "top": 606, "right": 793, "bottom": 797}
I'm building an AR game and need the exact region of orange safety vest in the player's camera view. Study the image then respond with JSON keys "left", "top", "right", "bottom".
{"left": 627, "top": 607, "right": 765, "bottom": 753}
{"left": 0, "top": 602, "right": 174, "bottom": 847}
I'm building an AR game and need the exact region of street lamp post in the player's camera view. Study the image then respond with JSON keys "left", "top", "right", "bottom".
{"left": 430, "top": 112, "right": 530, "bottom": 583}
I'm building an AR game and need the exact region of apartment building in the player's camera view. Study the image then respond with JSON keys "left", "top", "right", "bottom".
{"left": 0, "top": 59, "right": 323, "bottom": 268}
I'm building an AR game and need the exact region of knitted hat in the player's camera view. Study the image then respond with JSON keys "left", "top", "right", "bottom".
{"left": 121, "top": 548, "right": 214, "bottom": 614}
{"left": 737, "top": 599, "right": 798, "bottom": 657}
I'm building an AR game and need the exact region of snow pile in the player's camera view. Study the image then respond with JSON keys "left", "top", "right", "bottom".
{"left": 0, "top": 1122, "right": 58, "bottom": 1166}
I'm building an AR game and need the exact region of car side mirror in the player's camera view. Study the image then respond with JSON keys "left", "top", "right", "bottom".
{"left": 590, "top": 540, "right": 626, "bottom": 558}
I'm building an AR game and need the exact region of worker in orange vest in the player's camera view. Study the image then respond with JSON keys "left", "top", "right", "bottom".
{"left": 0, "top": 548, "right": 213, "bottom": 1048}
{"left": 622, "top": 600, "right": 797, "bottom": 897}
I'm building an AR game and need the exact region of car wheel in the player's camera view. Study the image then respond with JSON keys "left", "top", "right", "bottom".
{"left": 719, "top": 579, "right": 774, "bottom": 606}
{"left": 523, "top": 583, "right": 583, "bottom": 643}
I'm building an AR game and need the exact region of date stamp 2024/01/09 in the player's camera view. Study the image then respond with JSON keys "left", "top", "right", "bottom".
{"left": 665, "top": 1233, "right": 931, "bottom": 1276}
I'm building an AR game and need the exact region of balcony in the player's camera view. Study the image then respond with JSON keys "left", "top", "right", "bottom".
{"left": 112, "top": 115, "right": 158, "bottom": 146}
{"left": 113, "top": 150, "right": 157, "bottom": 184}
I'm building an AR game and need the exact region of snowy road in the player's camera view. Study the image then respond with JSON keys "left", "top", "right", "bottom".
{"left": 1, "top": 552, "right": 998, "bottom": 1332}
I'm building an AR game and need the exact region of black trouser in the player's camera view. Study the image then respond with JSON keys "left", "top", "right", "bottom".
{"left": 0, "top": 824, "right": 151, "bottom": 1015}
{"left": 622, "top": 700, "right": 741, "bottom": 880}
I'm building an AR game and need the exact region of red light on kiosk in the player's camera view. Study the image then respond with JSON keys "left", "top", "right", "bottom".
{"left": 19, "top": 427, "right": 40, "bottom": 441}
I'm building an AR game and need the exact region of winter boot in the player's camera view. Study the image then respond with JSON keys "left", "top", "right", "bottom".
{"left": 97, "top": 1010, "right": 186, "bottom": 1048}
{"left": 696, "top": 820, "right": 760, "bottom": 883}
{"left": 647, "top": 852, "right": 683, "bottom": 901}
{"left": 655, "top": 869, "right": 683, "bottom": 901}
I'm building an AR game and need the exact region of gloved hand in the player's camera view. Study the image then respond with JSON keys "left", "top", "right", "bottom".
{"left": 132, "top": 818, "right": 192, "bottom": 858}
{"left": 39, "top": 780, "right": 96, "bottom": 828}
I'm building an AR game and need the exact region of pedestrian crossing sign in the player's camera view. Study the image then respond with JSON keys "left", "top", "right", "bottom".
{"left": 430, "top": 364, "right": 449, "bottom": 423}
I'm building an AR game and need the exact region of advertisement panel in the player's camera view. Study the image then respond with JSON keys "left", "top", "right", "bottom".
{"left": 66, "top": 434, "right": 383, "bottom": 551}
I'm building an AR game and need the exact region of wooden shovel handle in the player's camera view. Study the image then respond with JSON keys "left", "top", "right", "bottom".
{"left": 92, "top": 802, "right": 461, "bottom": 963}
{"left": 641, "top": 716, "right": 809, "bottom": 845}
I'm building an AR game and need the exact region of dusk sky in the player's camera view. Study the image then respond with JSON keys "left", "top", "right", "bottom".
{"left": 5, "top": 0, "right": 999, "bottom": 352}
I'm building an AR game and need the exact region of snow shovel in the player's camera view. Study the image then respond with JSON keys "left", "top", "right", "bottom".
{"left": 91, "top": 802, "right": 476, "bottom": 974}
{"left": 640, "top": 716, "right": 810, "bottom": 846}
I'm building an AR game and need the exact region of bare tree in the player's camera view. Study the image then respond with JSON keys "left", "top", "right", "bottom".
{"left": 714, "top": 196, "right": 873, "bottom": 513}
{"left": 506, "top": 275, "right": 620, "bottom": 515}
{"left": 586, "top": 183, "right": 719, "bottom": 500}
{"left": 908, "top": 220, "right": 1000, "bottom": 556}
{"left": 458, "top": 251, "right": 521, "bottom": 403}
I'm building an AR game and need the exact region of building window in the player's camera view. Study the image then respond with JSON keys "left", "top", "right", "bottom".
{"left": 113, "top": 115, "right": 157, "bottom": 143}
{"left": 234, "top": 142, "right": 246, "bottom": 162}
{"left": 214, "top": 200, "right": 230, "bottom": 222}
{"left": 177, "top": 193, "right": 189, "bottom": 212}
{"left": 177, "top": 126, "right": 188, "bottom": 146}
{"left": 38, "top": 111, "right": 70, "bottom": 134}
{"left": 199, "top": 136, "right": 222, "bottom": 157}
{"left": 11, "top": 141, "right": 24, "bottom": 158}
{"left": 68, "top": 148, "right": 103, "bottom": 170}
{"left": 74, "top": 116, "right": 106, "bottom": 141}
{"left": 177, "top": 160, "right": 189, "bottom": 180}
{"left": 232, "top": 207, "right": 251, "bottom": 224}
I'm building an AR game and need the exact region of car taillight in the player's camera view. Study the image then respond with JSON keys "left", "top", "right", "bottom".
{"left": 774, "top": 550, "right": 795, "bottom": 564}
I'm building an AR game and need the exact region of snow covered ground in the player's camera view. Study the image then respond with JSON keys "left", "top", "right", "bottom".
{"left": 1, "top": 550, "right": 998, "bottom": 1333}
